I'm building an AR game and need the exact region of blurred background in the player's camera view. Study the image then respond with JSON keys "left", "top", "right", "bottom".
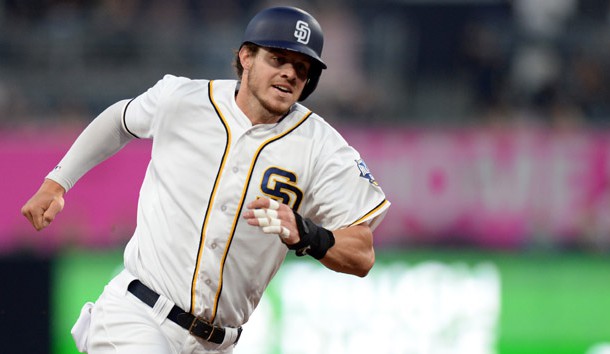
{"left": 2, "top": 0, "right": 610, "bottom": 353}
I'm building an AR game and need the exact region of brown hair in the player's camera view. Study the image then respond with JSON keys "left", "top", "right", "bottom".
{"left": 233, "top": 43, "right": 260, "bottom": 79}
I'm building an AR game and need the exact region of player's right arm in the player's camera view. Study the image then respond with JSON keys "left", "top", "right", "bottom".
{"left": 21, "top": 99, "right": 135, "bottom": 231}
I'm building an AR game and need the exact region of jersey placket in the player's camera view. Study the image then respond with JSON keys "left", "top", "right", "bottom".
{"left": 192, "top": 128, "right": 254, "bottom": 320}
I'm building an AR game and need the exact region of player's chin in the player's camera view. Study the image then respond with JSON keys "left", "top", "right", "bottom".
{"left": 265, "top": 96, "right": 296, "bottom": 114}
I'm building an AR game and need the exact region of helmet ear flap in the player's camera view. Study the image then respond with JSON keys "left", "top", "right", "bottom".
{"left": 300, "top": 64, "right": 322, "bottom": 101}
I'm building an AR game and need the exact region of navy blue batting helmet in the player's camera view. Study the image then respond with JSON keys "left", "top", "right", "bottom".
{"left": 241, "top": 6, "right": 326, "bottom": 101}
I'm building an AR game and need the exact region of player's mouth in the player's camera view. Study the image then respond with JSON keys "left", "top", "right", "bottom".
{"left": 272, "top": 84, "right": 293, "bottom": 95}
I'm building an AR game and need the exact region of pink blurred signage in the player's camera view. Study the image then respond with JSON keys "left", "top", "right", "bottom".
{"left": 344, "top": 125, "right": 610, "bottom": 249}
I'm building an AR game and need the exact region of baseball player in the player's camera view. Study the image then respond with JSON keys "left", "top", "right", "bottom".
{"left": 21, "top": 6, "right": 390, "bottom": 354}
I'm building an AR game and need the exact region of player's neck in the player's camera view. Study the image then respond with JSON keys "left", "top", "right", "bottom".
{"left": 249, "top": 112, "right": 283, "bottom": 125}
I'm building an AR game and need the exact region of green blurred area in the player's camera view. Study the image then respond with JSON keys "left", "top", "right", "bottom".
{"left": 377, "top": 250, "right": 610, "bottom": 354}
{"left": 52, "top": 249, "right": 124, "bottom": 354}
{"left": 53, "top": 248, "right": 610, "bottom": 354}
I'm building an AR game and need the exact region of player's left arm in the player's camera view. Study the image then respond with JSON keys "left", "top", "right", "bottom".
{"left": 318, "top": 223, "right": 374, "bottom": 277}
{"left": 243, "top": 197, "right": 375, "bottom": 277}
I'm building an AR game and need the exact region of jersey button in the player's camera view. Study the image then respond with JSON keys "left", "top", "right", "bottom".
{"left": 211, "top": 243, "right": 217, "bottom": 249}
{"left": 205, "top": 279, "right": 212, "bottom": 285}
{"left": 232, "top": 167, "right": 239, "bottom": 173}
{"left": 221, "top": 205, "right": 227, "bottom": 212}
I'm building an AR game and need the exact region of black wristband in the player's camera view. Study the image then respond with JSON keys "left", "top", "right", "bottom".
{"left": 289, "top": 212, "right": 335, "bottom": 259}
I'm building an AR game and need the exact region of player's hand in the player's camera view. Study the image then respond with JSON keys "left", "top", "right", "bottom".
{"left": 21, "top": 179, "right": 66, "bottom": 231}
{"left": 242, "top": 197, "right": 300, "bottom": 246}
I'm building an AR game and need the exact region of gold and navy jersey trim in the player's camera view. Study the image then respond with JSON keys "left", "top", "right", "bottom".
{"left": 349, "top": 199, "right": 389, "bottom": 227}
{"left": 209, "top": 108, "right": 313, "bottom": 323}
{"left": 189, "top": 80, "right": 232, "bottom": 314}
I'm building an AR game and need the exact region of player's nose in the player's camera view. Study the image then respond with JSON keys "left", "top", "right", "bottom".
{"left": 279, "top": 64, "right": 298, "bottom": 81}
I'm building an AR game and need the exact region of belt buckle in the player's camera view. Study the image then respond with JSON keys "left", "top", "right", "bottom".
{"left": 188, "top": 316, "right": 216, "bottom": 342}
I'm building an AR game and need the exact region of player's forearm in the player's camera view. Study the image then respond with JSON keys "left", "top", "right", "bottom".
{"left": 244, "top": 198, "right": 377, "bottom": 277}
{"left": 319, "top": 224, "right": 375, "bottom": 277}
{"left": 46, "top": 99, "right": 135, "bottom": 191}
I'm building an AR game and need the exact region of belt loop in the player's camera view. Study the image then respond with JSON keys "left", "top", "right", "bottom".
{"left": 151, "top": 293, "right": 175, "bottom": 325}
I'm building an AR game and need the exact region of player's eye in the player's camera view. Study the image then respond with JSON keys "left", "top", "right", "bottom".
{"left": 273, "top": 56, "right": 286, "bottom": 65}
{"left": 294, "top": 63, "right": 308, "bottom": 78}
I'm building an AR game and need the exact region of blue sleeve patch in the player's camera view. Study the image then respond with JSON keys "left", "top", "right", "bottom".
{"left": 355, "top": 159, "right": 378, "bottom": 186}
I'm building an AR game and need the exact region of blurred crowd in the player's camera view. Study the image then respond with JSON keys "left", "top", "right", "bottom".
{"left": 1, "top": 0, "right": 610, "bottom": 128}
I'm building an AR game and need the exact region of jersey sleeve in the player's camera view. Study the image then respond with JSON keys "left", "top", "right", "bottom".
{"left": 122, "top": 74, "right": 191, "bottom": 139}
{"left": 307, "top": 130, "right": 390, "bottom": 232}
{"left": 45, "top": 99, "right": 135, "bottom": 192}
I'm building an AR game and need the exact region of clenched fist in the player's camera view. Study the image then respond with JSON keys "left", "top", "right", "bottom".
{"left": 21, "top": 179, "right": 66, "bottom": 231}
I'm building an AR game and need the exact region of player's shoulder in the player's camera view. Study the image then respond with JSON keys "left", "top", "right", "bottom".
{"left": 291, "top": 103, "right": 349, "bottom": 146}
{"left": 292, "top": 103, "right": 329, "bottom": 129}
{"left": 144, "top": 75, "right": 225, "bottom": 104}
{"left": 156, "top": 74, "right": 210, "bottom": 89}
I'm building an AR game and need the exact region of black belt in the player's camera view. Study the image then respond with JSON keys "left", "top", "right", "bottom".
{"left": 127, "top": 279, "right": 242, "bottom": 345}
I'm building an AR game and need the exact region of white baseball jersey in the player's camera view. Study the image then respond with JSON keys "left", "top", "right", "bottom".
{"left": 50, "top": 74, "right": 390, "bottom": 329}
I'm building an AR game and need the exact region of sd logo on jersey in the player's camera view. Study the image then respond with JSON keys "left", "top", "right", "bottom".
{"left": 356, "top": 159, "right": 378, "bottom": 186}
{"left": 261, "top": 167, "right": 304, "bottom": 211}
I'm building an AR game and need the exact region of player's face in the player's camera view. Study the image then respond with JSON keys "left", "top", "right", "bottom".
{"left": 239, "top": 47, "right": 311, "bottom": 122}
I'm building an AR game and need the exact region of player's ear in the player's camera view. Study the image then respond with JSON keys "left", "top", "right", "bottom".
{"left": 238, "top": 46, "right": 253, "bottom": 71}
